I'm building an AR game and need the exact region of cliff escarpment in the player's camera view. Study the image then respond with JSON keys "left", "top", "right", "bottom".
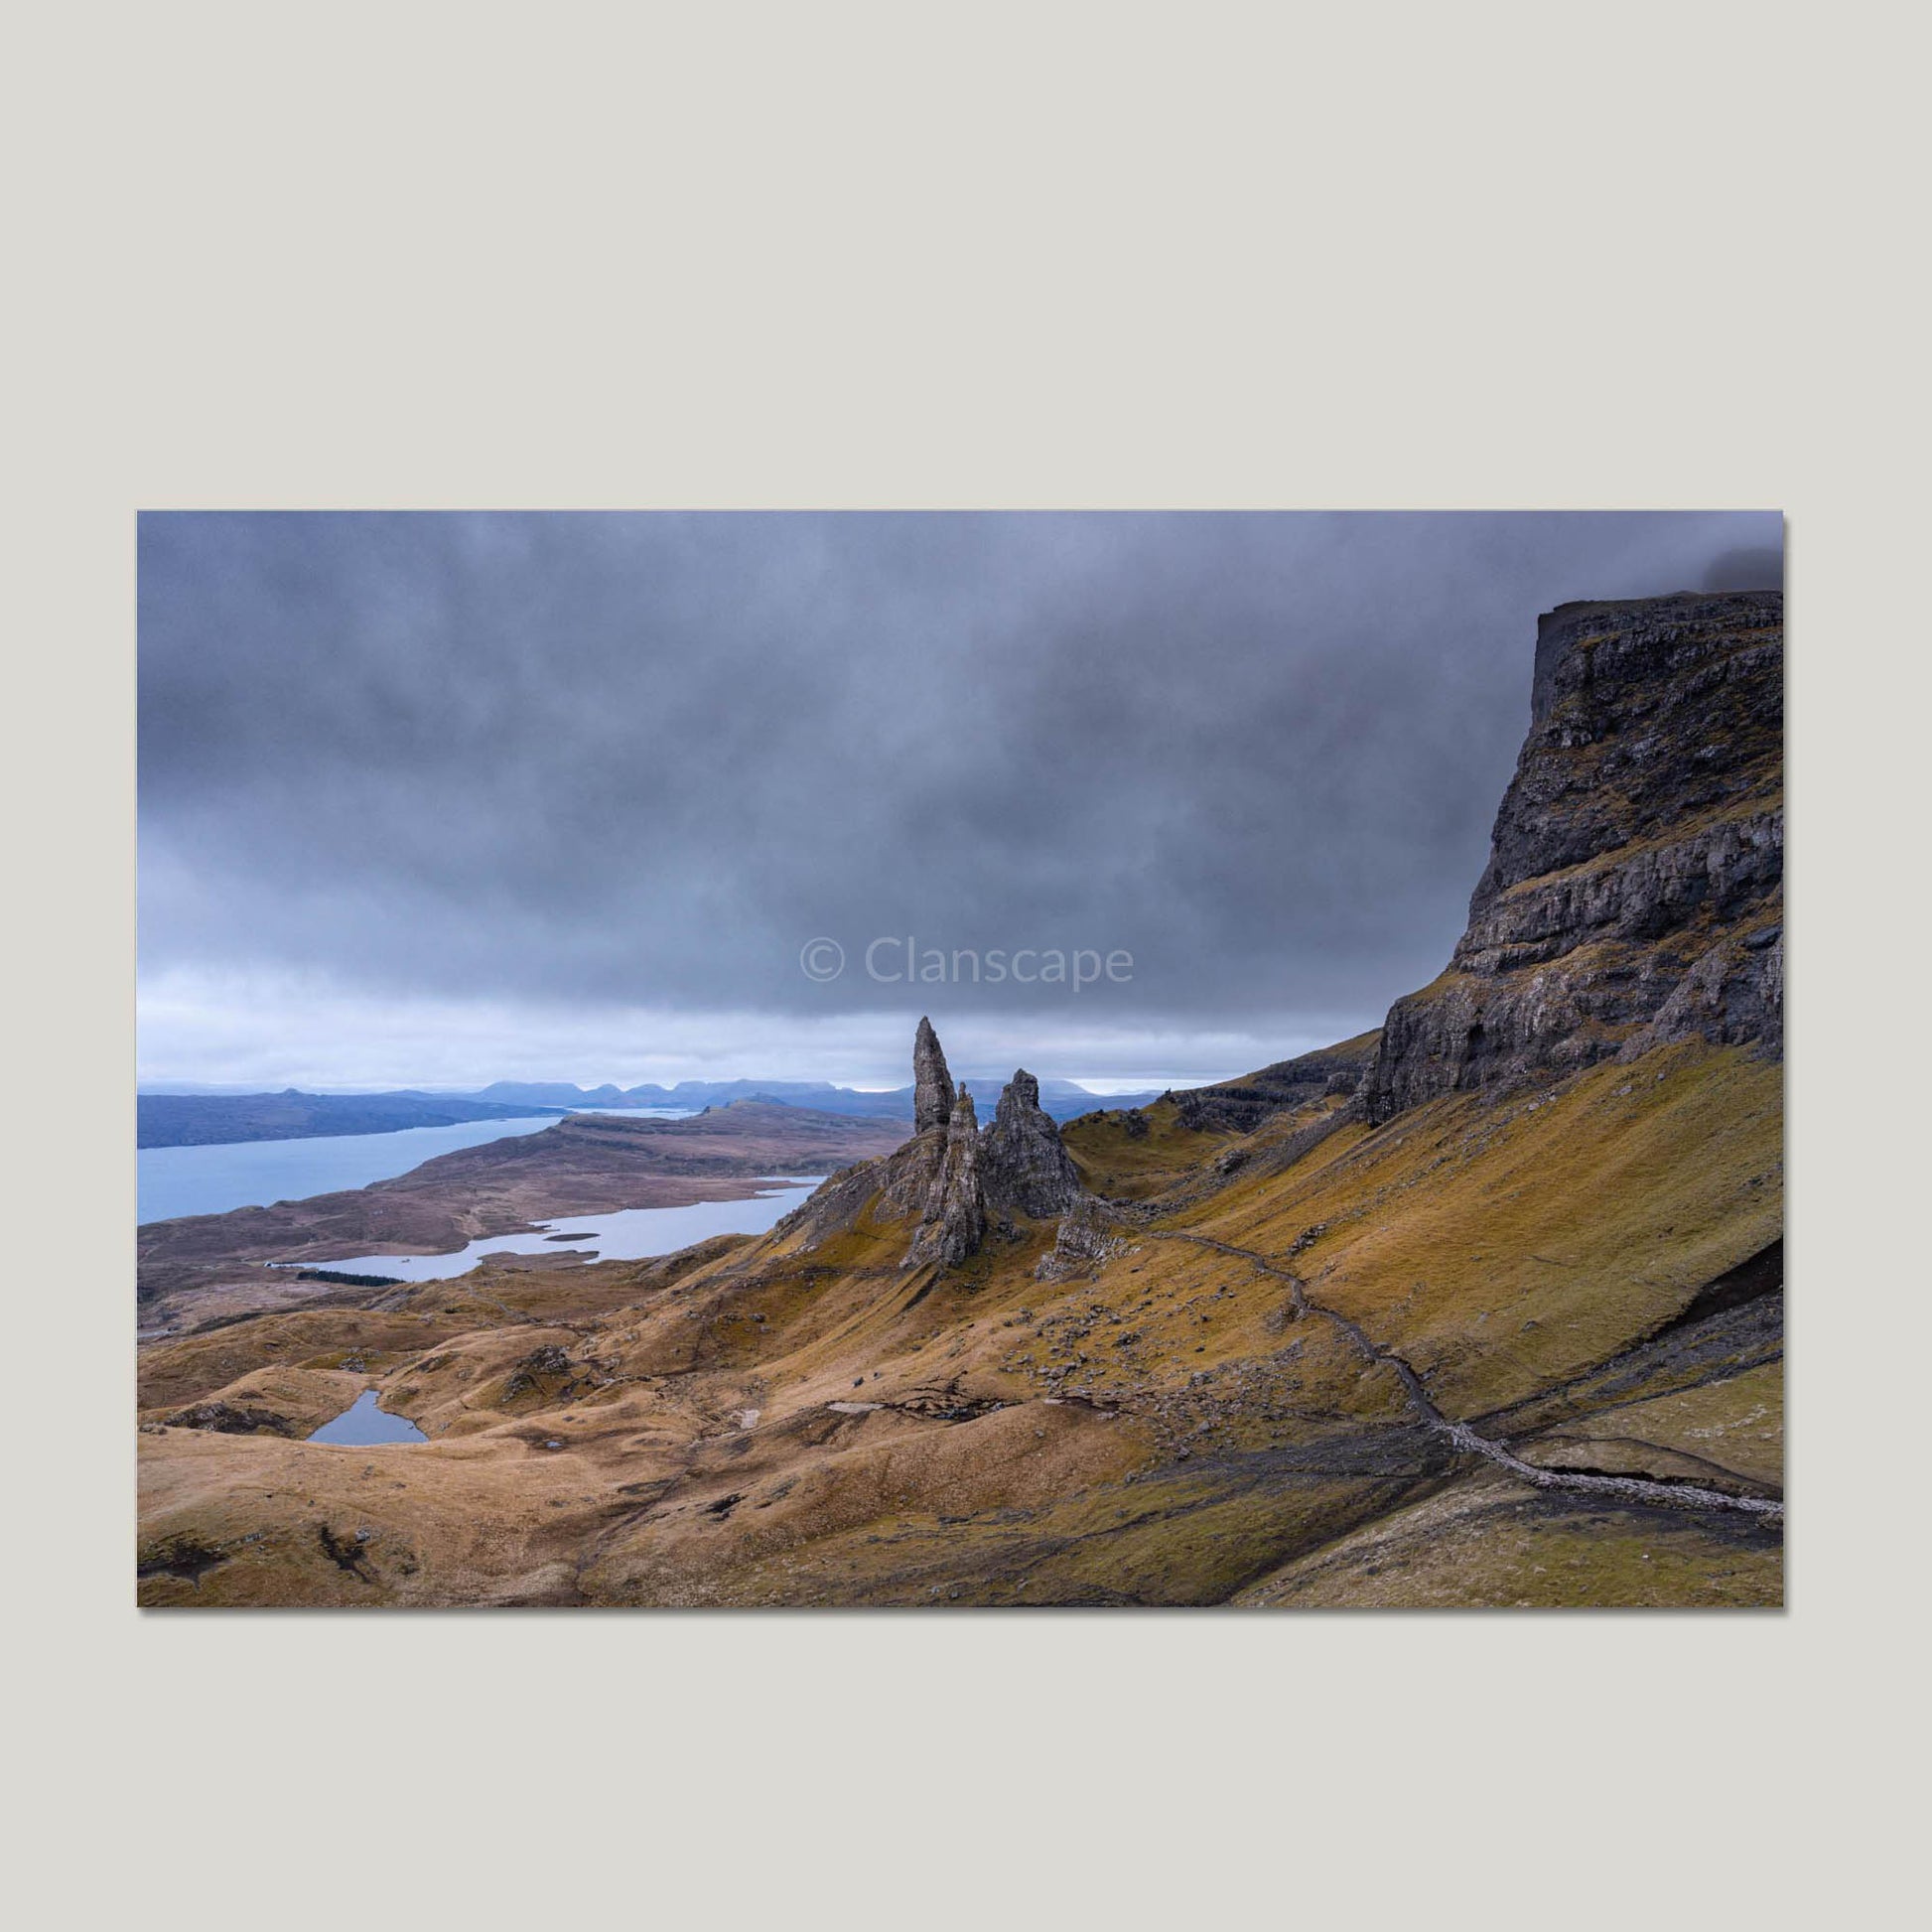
{"left": 1362, "top": 590, "right": 1782, "bottom": 1123}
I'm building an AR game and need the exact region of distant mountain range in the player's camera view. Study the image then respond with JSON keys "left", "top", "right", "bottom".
{"left": 468, "top": 1076, "right": 1165, "bottom": 1122}
{"left": 137, "top": 1077, "right": 1167, "bottom": 1148}
{"left": 136, "top": 1089, "right": 568, "bottom": 1150}
{"left": 468, "top": 1077, "right": 908, "bottom": 1116}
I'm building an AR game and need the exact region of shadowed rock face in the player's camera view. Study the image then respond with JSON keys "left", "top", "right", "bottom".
{"left": 1363, "top": 590, "right": 1783, "bottom": 1124}
{"left": 983, "top": 1069, "right": 1082, "bottom": 1218}
{"left": 913, "top": 1016, "right": 955, "bottom": 1134}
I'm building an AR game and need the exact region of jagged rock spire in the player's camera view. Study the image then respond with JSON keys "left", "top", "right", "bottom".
{"left": 905, "top": 1084, "right": 985, "bottom": 1268}
{"left": 983, "top": 1068, "right": 1081, "bottom": 1218}
{"left": 897, "top": 1032, "right": 1087, "bottom": 1269}
{"left": 913, "top": 1016, "right": 955, "bottom": 1134}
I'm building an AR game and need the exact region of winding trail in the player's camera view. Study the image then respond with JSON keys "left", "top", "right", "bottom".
{"left": 1147, "top": 1231, "right": 1783, "bottom": 1524}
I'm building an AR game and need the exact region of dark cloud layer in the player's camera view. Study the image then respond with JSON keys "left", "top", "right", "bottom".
{"left": 139, "top": 511, "right": 1781, "bottom": 1061}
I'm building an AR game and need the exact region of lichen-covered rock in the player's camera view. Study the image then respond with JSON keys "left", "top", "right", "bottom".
{"left": 982, "top": 1068, "right": 1082, "bottom": 1218}
{"left": 905, "top": 1086, "right": 986, "bottom": 1268}
{"left": 1363, "top": 590, "right": 1782, "bottom": 1124}
{"left": 1622, "top": 923, "right": 1783, "bottom": 1059}
{"left": 876, "top": 1127, "right": 944, "bottom": 1220}
{"left": 913, "top": 1015, "right": 955, "bottom": 1133}
{"left": 1034, "top": 1195, "right": 1126, "bottom": 1282}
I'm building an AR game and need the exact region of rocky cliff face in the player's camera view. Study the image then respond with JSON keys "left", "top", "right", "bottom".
{"left": 1362, "top": 590, "right": 1783, "bottom": 1123}
{"left": 1173, "top": 1033, "right": 1381, "bottom": 1134}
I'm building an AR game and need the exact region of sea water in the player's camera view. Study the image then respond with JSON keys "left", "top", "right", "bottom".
{"left": 294, "top": 1179, "right": 826, "bottom": 1283}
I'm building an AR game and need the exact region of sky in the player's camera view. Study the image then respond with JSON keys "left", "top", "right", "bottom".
{"left": 138, "top": 511, "right": 1781, "bottom": 1092}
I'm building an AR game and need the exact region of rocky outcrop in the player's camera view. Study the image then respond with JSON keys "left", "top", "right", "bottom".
{"left": 1173, "top": 1032, "right": 1381, "bottom": 1134}
{"left": 777, "top": 1024, "right": 1093, "bottom": 1269}
{"left": 1626, "top": 921, "right": 1782, "bottom": 1057}
{"left": 904, "top": 1086, "right": 987, "bottom": 1268}
{"left": 1363, "top": 590, "right": 1783, "bottom": 1124}
{"left": 913, "top": 1016, "right": 955, "bottom": 1133}
{"left": 982, "top": 1069, "right": 1082, "bottom": 1217}
{"left": 162, "top": 1401, "right": 297, "bottom": 1437}
{"left": 1034, "top": 1195, "right": 1127, "bottom": 1283}
{"left": 880, "top": 1027, "right": 1089, "bottom": 1267}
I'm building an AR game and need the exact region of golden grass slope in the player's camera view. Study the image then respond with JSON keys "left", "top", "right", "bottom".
{"left": 138, "top": 1038, "right": 1781, "bottom": 1607}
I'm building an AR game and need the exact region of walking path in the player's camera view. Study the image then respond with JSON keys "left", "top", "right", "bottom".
{"left": 1148, "top": 1231, "right": 1784, "bottom": 1523}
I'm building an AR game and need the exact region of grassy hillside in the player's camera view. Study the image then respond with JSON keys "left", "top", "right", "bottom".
{"left": 138, "top": 1035, "right": 1781, "bottom": 1607}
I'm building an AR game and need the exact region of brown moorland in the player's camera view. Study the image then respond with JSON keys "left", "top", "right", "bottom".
{"left": 137, "top": 1102, "right": 907, "bottom": 1330}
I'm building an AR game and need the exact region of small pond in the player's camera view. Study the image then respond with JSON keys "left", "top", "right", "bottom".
{"left": 308, "top": 1389, "right": 428, "bottom": 1446}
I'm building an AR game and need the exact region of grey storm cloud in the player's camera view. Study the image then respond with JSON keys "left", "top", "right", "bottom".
{"left": 139, "top": 509, "right": 1782, "bottom": 1043}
